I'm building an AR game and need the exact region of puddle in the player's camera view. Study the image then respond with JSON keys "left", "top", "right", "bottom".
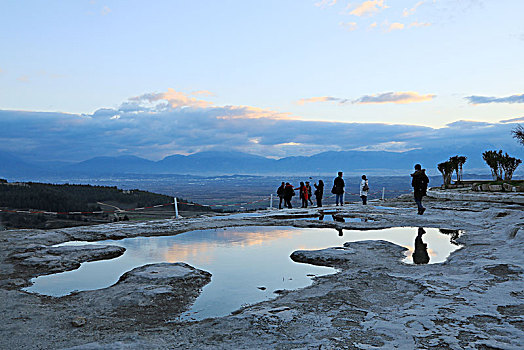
{"left": 24, "top": 226, "right": 462, "bottom": 320}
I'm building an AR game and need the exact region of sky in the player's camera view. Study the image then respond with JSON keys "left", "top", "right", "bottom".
{"left": 0, "top": 0, "right": 523, "bottom": 162}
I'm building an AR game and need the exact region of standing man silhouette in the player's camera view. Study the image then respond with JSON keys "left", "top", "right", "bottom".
{"left": 333, "top": 171, "right": 345, "bottom": 206}
{"left": 411, "top": 164, "right": 429, "bottom": 215}
{"left": 276, "top": 182, "right": 285, "bottom": 209}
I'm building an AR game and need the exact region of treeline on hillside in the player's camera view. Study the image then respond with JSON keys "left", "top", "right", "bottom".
{"left": 0, "top": 182, "right": 211, "bottom": 213}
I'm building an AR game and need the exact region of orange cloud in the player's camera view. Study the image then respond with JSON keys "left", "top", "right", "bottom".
{"left": 161, "top": 88, "right": 212, "bottom": 108}
{"left": 350, "top": 0, "right": 388, "bottom": 17}
{"left": 387, "top": 22, "right": 405, "bottom": 32}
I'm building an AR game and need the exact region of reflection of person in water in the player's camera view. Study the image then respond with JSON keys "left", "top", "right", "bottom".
{"left": 413, "top": 227, "right": 430, "bottom": 264}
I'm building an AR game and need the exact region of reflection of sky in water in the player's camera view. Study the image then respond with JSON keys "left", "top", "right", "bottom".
{"left": 25, "top": 226, "right": 461, "bottom": 320}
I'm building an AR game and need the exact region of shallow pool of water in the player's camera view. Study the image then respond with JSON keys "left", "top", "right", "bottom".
{"left": 25, "top": 226, "right": 461, "bottom": 320}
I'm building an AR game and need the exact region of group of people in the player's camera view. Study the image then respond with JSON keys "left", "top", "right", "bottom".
{"left": 276, "top": 171, "right": 371, "bottom": 209}
{"left": 276, "top": 180, "right": 325, "bottom": 209}
{"left": 276, "top": 163, "right": 430, "bottom": 215}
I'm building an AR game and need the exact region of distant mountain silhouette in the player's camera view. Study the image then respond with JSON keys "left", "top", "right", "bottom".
{"left": 65, "top": 155, "right": 157, "bottom": 174}
{"left": 0, "top": 152, "right": 47, "bottom": 178}
{"left": 2, "top": 147, "right": 522, "bottom": 179}
{"left": 157, "top": 151, "right": 274, "bottom": 174}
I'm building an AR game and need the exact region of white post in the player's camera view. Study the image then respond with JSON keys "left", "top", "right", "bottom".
{"left": 270, "top": 194, "right": 273, "bottom": 210}
{"left": 382, "top": 187, "right": 385, "bottom": 201}
{"left": 174, "top": 197, "right": 179, "bottom": 219}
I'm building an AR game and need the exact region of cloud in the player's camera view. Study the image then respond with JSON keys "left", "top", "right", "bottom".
{"left": 354, "top": 91, "right": 435, "bottom": 104}
{"left": 1, "top": 94, "right": 521, "bottom": 163}
{"left": 297, "top": 96, "right": 348, "bottom": 105}
{"left": 409, "top": 21, "right": 431, "bottom": 27}
{"left": 17, "top": 75, "right": 30, "bottom": 82}
{"left": 298, "top": 92, "right": 435, "bottom": 105}
{"left": 349, "top": 0, "right": 389, "bottom": 17}
{"left": 215, "top": 105, "right": 293, "bottom": 120}
{"left": 130, "top": 88, "right": 212, "bottom": 109}
{"left": 386, "top": 22, "right": 405, "bottom": 31}
{"left": 340, "top": 22, "right": 358, "bottom": 31}
{"left": 403, "top": 1, "right": 425, "bottom": 17}
{"left": 499, "top": 116, "right": 524, "bottom": 123}
{"left": 352, "top": 141, "right": 421, "bottom": 152}
{"left": 465, "top": 93, "right": 524, "bottom": 105}
{"left": 315, "top": 0, "right": 337, "bottom": 8}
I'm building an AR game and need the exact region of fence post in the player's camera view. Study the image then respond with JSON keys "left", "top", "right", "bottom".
{"left": 382, "top": 187, "right": 385, "bottom": 201}
{"left": 269, "top": 194, "right": 273, "bottom": 210}
{"left": 174, "top": 197, "right": 179, "bottom": 219}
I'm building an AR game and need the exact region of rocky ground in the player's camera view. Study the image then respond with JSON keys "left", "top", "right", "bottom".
{"left": 1, "top": 193, "right": 523, "bottom": 349}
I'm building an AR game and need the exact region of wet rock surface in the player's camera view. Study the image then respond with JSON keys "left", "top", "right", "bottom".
{"left": 7, "top": 244, "right": 126, "bottom": 281}
{"left": 0, "top": 196, "right": 523, "bottom": 349}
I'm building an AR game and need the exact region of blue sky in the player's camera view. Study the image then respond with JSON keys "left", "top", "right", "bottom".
{"left": 0, "top": 0, "right": 523, "bottom": 161}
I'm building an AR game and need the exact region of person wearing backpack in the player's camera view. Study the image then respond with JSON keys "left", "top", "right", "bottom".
{"left": 283, "top": 182, "right": 295, "bottom": 209}
{"left": 332, "top": 171, "right": 345, "bottom": 206}
{"left": 306, "top": 181, "right": 314, "bottom": 206}
{"left": 360, "top": 175, "right": 369, "bottom": 205}
{"left": 411, "top": 164, "right": 430, "bottom": 215}
{"left": 297, "top": 182, "right": 308, "bottom": 208}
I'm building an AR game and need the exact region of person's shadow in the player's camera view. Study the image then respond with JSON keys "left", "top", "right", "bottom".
{"left": 413, "top": 227, "right": 430, "bottom": 264}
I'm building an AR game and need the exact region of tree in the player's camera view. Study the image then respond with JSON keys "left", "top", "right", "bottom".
{"left": 437, "top": 161, "right": 454, "bottom": 187}
{"left": 448, "top": 155, "right": 467, "bottom": 182}
{"left": 482, "top": 150, "right": 522, "bottom": 181}
{"left": 482, "top": 150, "right": 503, "bottom": 181}
{"left": 500, "top": 153, "right": 522, "bottom": 181}
{"left": 512, "top": 124, "right": 524, "bottom": 146}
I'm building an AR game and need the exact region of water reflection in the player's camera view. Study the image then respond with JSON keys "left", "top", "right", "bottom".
{"left": 26, "top": 226, "right": 462, "bottom": 320}
{"left": 413, "top": 227, "right": 430, "bottom": 264}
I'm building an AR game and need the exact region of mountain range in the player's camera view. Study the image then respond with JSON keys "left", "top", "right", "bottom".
{"left": 3, "top": 147, "right": 523, "bottom": 180}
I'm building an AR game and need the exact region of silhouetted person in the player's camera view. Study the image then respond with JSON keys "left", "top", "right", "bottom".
{"left": 411, "top": 164, "right": 429, "bottom": 215}
{"left": 277, "top": 182, "right": 285, "bottom": 209}
{"left": 314, "top": 180, "right": 324, "bottom": 207}
{"left": 283, "top": 182, "right": 295, "bottom": 209}
{"left": 413, "top": 227, "right": 430, "bottom": 264}
{"left": 337, "top": 228, "right": 343, "bottom": 236}
{"left": 332, "top": 171, "right": 345, "bottom": 206}
{"left": 360, "top": 175, "right": 369, "bottom": 205}
{"left": 306, "top": 181, "right": 314, "bottom": 205}
{"left": 297, "top": 182, "right": 308, "bottom": 208}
